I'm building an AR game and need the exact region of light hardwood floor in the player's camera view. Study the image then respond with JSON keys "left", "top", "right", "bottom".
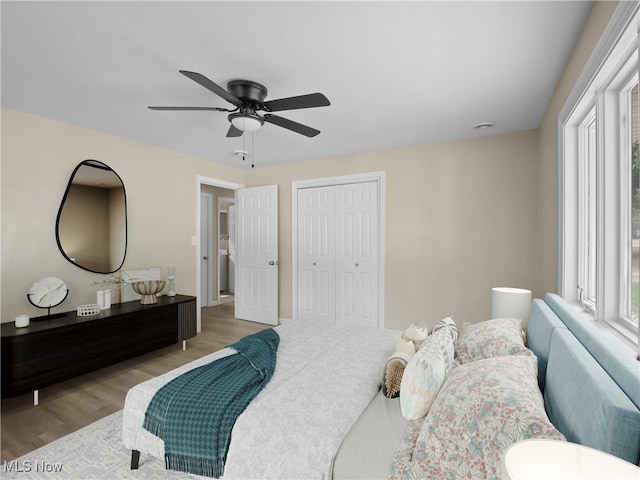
{"left": 0, "top": 302, "right": 269, "bottom": 462}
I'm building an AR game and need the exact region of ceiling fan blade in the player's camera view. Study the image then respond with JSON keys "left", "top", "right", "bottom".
{"left": 148, "top": 106, "right": 233, "bottom": 111}
{"left": 226, "top": 124, "right": 243, "bottom": 137}
{"left": 263, "top": 114, "right": 320, "bottom": 137}
{"left": 179, "top": 70, "right": 241, "bottom": 106}
{"left": 262, "top": 92, "right": 330, "bottom": 112}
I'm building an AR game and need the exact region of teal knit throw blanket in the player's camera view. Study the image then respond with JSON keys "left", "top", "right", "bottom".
{"left": 143, "top": 328, "right": 280, "bottom": 478}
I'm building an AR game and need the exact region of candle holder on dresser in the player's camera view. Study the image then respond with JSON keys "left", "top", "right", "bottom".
{"left": 14, "top": 314, "right": 30, "bottom": 328}
{"left": 166, "top": 266, "right": 176, "bottom": 297}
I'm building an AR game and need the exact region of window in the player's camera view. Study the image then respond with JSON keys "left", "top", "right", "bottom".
{"left": 624, "top": 83, "right": 639, "bottom": 328}
{"left": 577, "top": 110, "right": 597, "bottom": 311}
{"left": 560, "top": 2, "right": 639, "bottom": 357}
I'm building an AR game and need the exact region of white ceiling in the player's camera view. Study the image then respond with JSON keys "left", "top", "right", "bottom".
{"left": 1, "top": 1, "right": 593, "bottom": 169}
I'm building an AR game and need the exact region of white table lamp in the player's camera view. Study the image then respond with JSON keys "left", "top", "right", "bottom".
{"left": 492, "top": 287, "right": 532, "bottom": 327}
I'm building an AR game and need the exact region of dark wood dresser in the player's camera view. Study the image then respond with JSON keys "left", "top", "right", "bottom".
{"left": 1, "top": 294, "right": 197, "bottom": 401}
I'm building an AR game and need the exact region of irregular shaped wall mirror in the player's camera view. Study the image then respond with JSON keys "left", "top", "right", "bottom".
{"left": 56, "top": 160, "right": 127, "bottom": 274}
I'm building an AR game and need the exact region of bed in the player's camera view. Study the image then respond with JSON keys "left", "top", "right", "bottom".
{"left": 122, "top": 294, "right": 640, "bottom": 479}
{"left": 122, "top": 321, "right": 401, "bottom": 478}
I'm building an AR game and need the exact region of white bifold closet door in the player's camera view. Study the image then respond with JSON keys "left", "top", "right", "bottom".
{"left": 297, "top": 181, "right": 379, "bottom": 327}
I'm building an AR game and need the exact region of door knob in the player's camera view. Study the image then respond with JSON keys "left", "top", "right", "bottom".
{"left": 203, "top": 256, "right": 208, "bottom": 260}
{"left": 269, "top": 260, "right": 278, "bottom": 266}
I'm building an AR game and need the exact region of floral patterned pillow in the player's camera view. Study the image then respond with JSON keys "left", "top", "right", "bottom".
{"left": 399, "top": 317, "right": 457, "bottom": 420}
{"left": 454, "top": 318, "right": 532, "bottom": 364}
{"left": 389, "top": 355, "right": 565, "bottom": 480}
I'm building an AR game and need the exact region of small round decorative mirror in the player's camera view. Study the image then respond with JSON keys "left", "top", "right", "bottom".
{"left": 27, "top": 276, "right": 69, "bottom": 317}
{"left": 56, "top": 160, "right": 127, "bottom": 273}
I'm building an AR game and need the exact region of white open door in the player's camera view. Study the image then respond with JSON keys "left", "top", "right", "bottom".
{"left": 235, "top": 185, "right": 279, "bottom": 325}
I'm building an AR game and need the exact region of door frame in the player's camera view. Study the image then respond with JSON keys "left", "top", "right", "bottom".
{"left": 217, "top": 195, "right": 234, "bottom": 300}
{"left": 196, "top": 176, "right": 244, "bottom": 332}
{"left": 291, "top": 171, "right": 385, "bottom": 327}
{"left": 200, "top": 192, "right": 214, "bottom": 307}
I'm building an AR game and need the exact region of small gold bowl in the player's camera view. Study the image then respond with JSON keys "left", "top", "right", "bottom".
{"left": 131, "top": 280, "right": 166, "bottom": 304}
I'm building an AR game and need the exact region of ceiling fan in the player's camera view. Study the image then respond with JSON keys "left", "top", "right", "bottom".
{"left": 149, "top": 70, "right": 330, "bottom": 138}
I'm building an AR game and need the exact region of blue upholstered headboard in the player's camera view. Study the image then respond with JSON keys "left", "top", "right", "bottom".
{"left": 527, "top": 294, "right": 640, "bottom": 466}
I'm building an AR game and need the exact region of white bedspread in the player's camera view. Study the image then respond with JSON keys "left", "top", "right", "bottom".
{"left": 122, "top": 321, "right": 399, "bottom": 479}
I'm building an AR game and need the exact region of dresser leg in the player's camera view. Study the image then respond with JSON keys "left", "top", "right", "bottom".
{"left": 33, "top": 390, "right": 39, "bottom": 406}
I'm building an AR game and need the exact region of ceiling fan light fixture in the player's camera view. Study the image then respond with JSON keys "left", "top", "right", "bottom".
{"left": 229, "top": 112, "right": 264, "bottom": 132}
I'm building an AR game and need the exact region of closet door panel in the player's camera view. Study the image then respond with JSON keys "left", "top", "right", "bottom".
{"left": 297, "top": 186, "right": 335, "bottom": 322}
{"left": 335, "top": 182, "right": 379, "bottom": 327}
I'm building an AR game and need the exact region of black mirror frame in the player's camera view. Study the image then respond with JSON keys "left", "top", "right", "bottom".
{"left": 55, "top": 159, "right": 128, "bottom": 274}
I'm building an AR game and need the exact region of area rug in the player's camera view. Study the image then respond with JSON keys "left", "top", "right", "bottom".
{"left": 1, "top": 411, "right": 206, "bottom": 479}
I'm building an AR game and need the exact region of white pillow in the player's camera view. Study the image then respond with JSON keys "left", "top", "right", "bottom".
{"left": 399, "top": 317, "right": 457, "bottom": 420}
{"left": 395, "top": 338, "right": 417, "bottom": 355}
{"left": 401, "top": 323, "right": 429, "bottom": 347}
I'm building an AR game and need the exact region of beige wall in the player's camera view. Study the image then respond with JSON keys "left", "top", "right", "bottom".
{"left": 536, "top": 1, "right": 617, "bottom": 295}
{"left": 0, "top": 106, "right": 538, "bottom": 331}
{"left": 245, "top": 131, "right": 539, "bottom": 330}
{"left": 1, "top": 107, "right": 242, "bottom": 321}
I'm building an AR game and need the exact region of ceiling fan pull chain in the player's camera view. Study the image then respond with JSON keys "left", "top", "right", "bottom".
{"left": 251, "top": 131, "right": 255, "bottom": 168}
{"left": 242, "top": 132, "right": 246, "bottom": 162}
